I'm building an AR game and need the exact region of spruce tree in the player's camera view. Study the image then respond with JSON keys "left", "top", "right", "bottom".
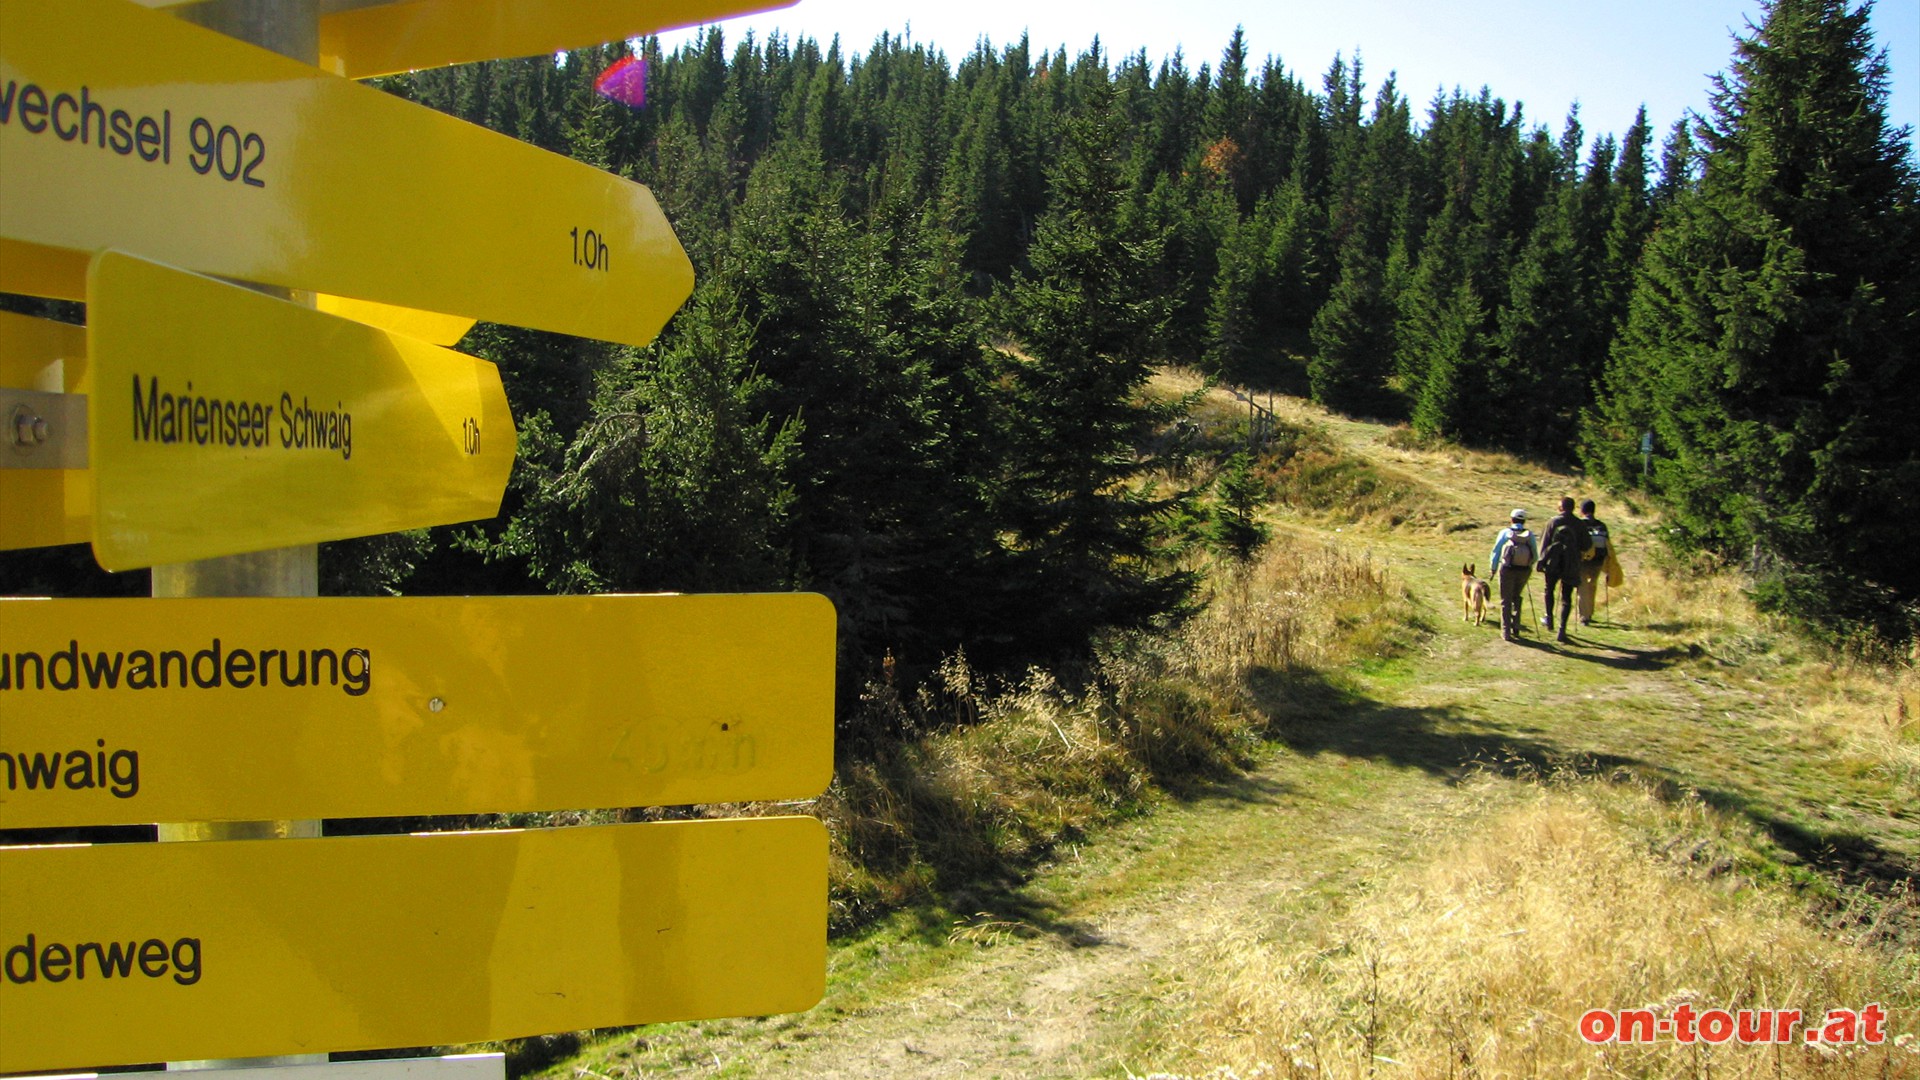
{"left": 1203, "top": 208, "right": 1264, "bottom": 377}
{"left": 1307, "top": 69, "right": 1412, "bottom": 415}
{"left": 1210, "top": 452, "right": 1269, "bottom": 561}
{"left": 1493, "top": 111, "right": 1614, "bottom": 454}
{"left": 1589, "top": 0, "right": 1920, "bottom": 642}
{"left": 1309, "top": 241, "right": 1396, "bottom": 410}
{"left": 998, "top": 80, "right": 1197, "bottom": 658}
{"left": 496, "top": 277, "right": 795, "bottom": 596}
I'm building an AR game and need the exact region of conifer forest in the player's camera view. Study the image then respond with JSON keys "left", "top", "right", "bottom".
{"left": 9, "top": 0, "right": 1917, "bottom": 692}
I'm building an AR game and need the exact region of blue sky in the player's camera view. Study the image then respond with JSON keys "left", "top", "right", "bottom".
{"left": 659, "top": 0, "right": 1920, "bottom": 152}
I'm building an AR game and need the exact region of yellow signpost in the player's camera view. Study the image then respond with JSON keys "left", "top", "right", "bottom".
{"left": 0, "top": 817, "right": 828, "bottom": 1072}
{"left": 0, "top": 0, "right": 694, "bottom": 349}
{"left": 318, "top": 0, "right": 801, "bottom": 79}
{"left": 127, "top": 0, "right": 798, "bottom": 79}
{"left": 0, "top": 238, "right": 476, "bottom": 348}
{"left": 313, "top": 296, "right": 476, "bottom": 349}
{"left": 5, "top": 1, "right": 833, "bottom": 1069}
{"left": 0, "top": 591, "right": 835, "bottom": 828}
{"left": 86, "top": 251, "right": 515, "bottom": 570}
{"left": 0, "top": 236, "right": 87, "bottom": 303}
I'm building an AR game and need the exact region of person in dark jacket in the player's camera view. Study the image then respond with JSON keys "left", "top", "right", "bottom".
{"left": 1576, "top": 498, "right": 1611, "bottom": 625}
{"left": 1538, "top": 496, "right": 1589, "bottom": 643}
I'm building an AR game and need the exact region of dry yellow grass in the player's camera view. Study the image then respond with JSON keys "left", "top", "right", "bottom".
{"left": 1609, "top": 559, "right": 1920, "bottom": 817}
{"left": 1173, "top": 537, "right": 1410, "bottom": 683}
{"left": 813, "top": 533, "right": 1409, "bottom": 927}
{"left": 1179, "top": 778, "right": 1919, "bottom": 1079}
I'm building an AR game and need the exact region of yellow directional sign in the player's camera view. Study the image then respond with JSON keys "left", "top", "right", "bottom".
{"left": 0, "top": 592, "right": 836, "bottom": 828}
{"left": 319, "top": 0, "right": 801, "bottom": 79}
{"left": 0, "top": 817, "right": 828, "bottom": 1072}
{"left": 0, "top": 309, "right": 89, "bottom": 550}
{"left": 128, "top": 0, "right": 799, "bottom": 79}
{"left": 314, "top": 296, "right": 476, "bottom": 349}
{"left": 0, "top": 308, "right": 83, "bottom": 388}
{"left": 0, "top": 238, "right": 477, "bottom": 348}
{"left": 87, "top": 252, "right": 515, "bottom": 570}
{"left": 0, "top": 0, "right": 694, "bottom": 349}
{"left": 0, "top": 236, "right": 86, "bottom": 302}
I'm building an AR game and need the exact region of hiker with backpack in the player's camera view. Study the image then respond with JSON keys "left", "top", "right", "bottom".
{"left": 1576, "top": 498, "right": 1612, "bottom": 625}
{"left": 1538, "top": 496, "right": 1591, "bottom": 643}
{"left": 1489, "top": 509, "right": 1541, "bottom": 642}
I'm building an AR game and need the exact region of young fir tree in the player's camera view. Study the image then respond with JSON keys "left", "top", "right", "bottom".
{"left": 1210, "top": 452, "right": 1270, "bottom": 562}
{"left": 1309, "top": 240, "right": 1396, "bottom": 409}
{"left": 1408, "top": 280, "right": 1488, "bottom": 439}
{"left": 1494, "top": 110, "right": 1612, "bottom": 455}
{"left": 1589, "top": 0, "right": 1920, "bottom": 643}
{"left": 1597, "top": 108, "right": 1656, "bottom": 340}
{"left": 998, "top": 80, "right": 1197, "bottom": 659}
{"left": 1203, "top": 207, "right": 1265, "bottom": 377}
{"left": 494, "top": 276, "right": 795, "bottom": 597}
{"left": 721, "top": 149, "right": 1004, "bottom": 673}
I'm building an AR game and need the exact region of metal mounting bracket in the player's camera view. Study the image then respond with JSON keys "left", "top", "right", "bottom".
{"left": 1, "top": 387, "right": 88, "bottom": 469}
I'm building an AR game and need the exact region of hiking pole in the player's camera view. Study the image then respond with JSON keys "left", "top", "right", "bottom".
{"left": 1525, "top": 583, "right": 1538, "bottom": 637}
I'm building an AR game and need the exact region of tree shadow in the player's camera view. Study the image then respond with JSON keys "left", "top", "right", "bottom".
{"left": 1247, "top": 666, "right": 1645, "bottom": 784}
{"left": 1182, "top": 772, "right": 1296, "bottom": 807}
{"left": 939, "top": 878, "right": 1112, "bottom": 950}
{"left": 828, "top": 655, "right": 1913, "bottom": 952}
{"left": 1249, "top": 667, "right": 1918, "bottom": 915}
{"left": 939, "top": 773, "right": 1300, "bottom": 953}
{"left": 1690, "top": 787, "right": 1918, "bottom": 896}
{"left": 1551, "top": 640, "right": 1690, "bottom": 672}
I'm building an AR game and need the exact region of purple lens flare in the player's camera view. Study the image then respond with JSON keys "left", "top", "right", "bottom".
{"left": 594, "top": 56, "right": 647, "bottom": 108}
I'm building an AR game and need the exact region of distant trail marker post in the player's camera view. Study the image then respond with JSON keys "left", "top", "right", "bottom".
{"left": 0, "top": 0, "right": 831, "bottom": 1071}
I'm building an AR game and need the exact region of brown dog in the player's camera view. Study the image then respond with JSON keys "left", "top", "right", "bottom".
{"left": 1462, "top": 563, "right": 1491, "bottom": 625}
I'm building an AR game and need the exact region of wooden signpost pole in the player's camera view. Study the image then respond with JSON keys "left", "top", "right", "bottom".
{"left": 151, "top": 3, "right": 322, "bottom": 1071}
{"left": 151, "top": 0, "right": 322, "bottom": 601}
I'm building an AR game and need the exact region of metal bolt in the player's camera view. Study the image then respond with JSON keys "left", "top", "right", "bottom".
{"left": 10, "top": 406, "right": 47, "bottom": 447}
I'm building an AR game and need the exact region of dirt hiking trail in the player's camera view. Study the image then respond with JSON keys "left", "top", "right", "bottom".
{"left": 577, "top": 393, "right": 1917, "bottom": 1079}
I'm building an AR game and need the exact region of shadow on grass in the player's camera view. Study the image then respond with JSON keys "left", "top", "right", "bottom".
{"left": 933, "top": 773, "right": 1300, "bottom": 953}
{"left": 1555, "top": 639, "right": 1691, "bottom": 672}
{"left": 1248, "top": 666, "right": 1644, "bottom": 784}
{"left": 937, "top": 877, "right": 1112, "bottom": 950}
{"left": 1692, "top": 787, "right": 1919, "bottom": 897}
{"left": 1251, "top": 667, "right": 1918, "bottom": 919}
{"left": 829, "top": 652, "right": 1913, "bottom": 956}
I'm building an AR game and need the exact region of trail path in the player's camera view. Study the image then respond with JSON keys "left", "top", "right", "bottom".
{"left": 593, "top": 395, "right": 1917, "bottom": 1079}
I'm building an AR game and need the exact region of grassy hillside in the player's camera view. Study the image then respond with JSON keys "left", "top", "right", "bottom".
{"left": 516, "top": 381, "right": 1918, "bottom": 1078}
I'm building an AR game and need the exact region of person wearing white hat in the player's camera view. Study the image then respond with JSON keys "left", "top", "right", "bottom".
{"left": 1489, "top": 509, "right": 1540, "bottom": 642}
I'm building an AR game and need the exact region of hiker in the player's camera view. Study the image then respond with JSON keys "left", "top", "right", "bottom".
{"left": 1489, "top": 509, "right": 1540, "bottom": 642}
{"left": 1538, "top": 496, "right": 1590, "bottom": 643}
{"left": 1575, "top": 498, "right": 1611, "bottom": 625}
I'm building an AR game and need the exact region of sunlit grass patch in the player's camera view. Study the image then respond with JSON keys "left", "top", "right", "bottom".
{"left": 1180, "top": 777, "right": 1919, "bottom": 1079}
{"left": 1607, "top": 557, "right": 1920, "bottom": 818}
